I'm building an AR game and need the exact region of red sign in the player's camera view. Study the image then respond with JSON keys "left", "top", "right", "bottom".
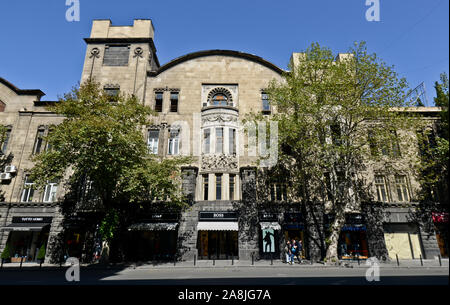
{"left": 432, "top": 212, "right": 449, "bottom": 223}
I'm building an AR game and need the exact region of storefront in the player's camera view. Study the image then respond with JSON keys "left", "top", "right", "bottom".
{"left": 3, "top": 216, "right": 52, "bottom": 262}
{"left": 383, "top": 223, "right": 423, "bottom": 260}
{"left": 62, "top": 213, "right": 102, "bottom": 262}
{"left": 258, "top": 212, "right": 281, "bottom": 258}
{"left": 325, "top": 213, "right": 369, "bottom": 260}
{"left": 197, "top": 211, "right": 238, "bottom": 259}
{"left": 283, "top": 212, "right": 305, "bottom": 258}
{"left": 126, "top": 213, "right": 179, "bottom": 261}
{"left": 432, "top": 212, "right": 448, "bottom": 258}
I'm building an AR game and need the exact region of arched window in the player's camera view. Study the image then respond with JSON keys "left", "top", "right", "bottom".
{"left": 212, "top": 93, "right": 228, "bottom": 106}
{"left": 0, "top": 100, "right": 6, "bottom": 112}
{"left": 207, "top": 87, "right": 233, "bottom": 107}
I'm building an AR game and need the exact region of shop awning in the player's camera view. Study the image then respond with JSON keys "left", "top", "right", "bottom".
{"left": 2, "top": 223, "right": 50, "bottom": 232}
{"left": 197, "top": 221, "right": 239, "bottom": 231}
{"left": 128, "top": 222, "right": 179, "bottom": 231}
{"left": 260, "top": 222, "right": 281, "bottom": 230}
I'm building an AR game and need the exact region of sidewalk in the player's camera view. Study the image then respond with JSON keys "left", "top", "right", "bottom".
{"left": 1, "top": 257, "right": 448, "bottom": 270}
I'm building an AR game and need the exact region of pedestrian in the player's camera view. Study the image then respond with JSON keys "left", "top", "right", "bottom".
{"left": 296, "top": 240, "right": 302, "bottom": 263}
{"left": 290, "top": 239, "right": 297, "bottom": 265}
{"left": 284, "top": 240, "right": 291, "bottom": 264}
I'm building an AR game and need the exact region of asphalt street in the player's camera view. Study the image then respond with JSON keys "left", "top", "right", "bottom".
{"left": 0, "top": 265, "right": 448, "bottom": 285}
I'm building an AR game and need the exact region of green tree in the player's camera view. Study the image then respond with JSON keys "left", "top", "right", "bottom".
{"left": 254, "top": 42, "right": 419, "bottom": 262}
{"left": 29, "top": 80, "right": 189, "bottom": 262}
{"left": 1, "top": 243, "right": 11, "bottom": 260}
{"left": 37, "top": 243, "right": 46, "bottom": 261}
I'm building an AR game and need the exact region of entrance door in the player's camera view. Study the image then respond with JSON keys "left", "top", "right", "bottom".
{"left": 197, "top": 231, "right": 238, "bottom": 259}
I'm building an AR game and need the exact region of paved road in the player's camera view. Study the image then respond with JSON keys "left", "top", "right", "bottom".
{"left": 0, "top": 265, "right": 447, "bottom": 285}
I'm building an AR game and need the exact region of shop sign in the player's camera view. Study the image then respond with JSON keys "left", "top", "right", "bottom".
{"left": 12, "top": 216, "right": 52, "bottom": 223}
{"left": 432, "top": 212, "right": 449, "bottom": 223}
{"left": 139, "top": 213, "right": 180, "bottom": 222}
{"left": 259, "top": 213, "right": 278, "bottom": 222}
{"left": 199, "top": 211, "right": 237, "bottom": 221}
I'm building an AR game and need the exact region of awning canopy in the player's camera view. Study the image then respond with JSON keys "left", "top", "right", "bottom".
{"left": 197, "top": 221, "right": 239, "bottom": 231}
{"left": 260, "top": 222, "right": 281, "bottom": 230}
{"left": 2, "top": 223, "right": 50, "bottom": 232}
{"left": 128, "top": 222, "right": 178, "bottom": 231}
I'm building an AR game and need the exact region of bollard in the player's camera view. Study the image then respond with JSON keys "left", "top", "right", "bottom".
{"left": 420, "top": 254, "right": 423, "bottom": 266}
{"left": 213, "top": 258, "right": 215, "bottom": 266}
{"left": 40, "top": 260, "right": 43, "bottom": 268}
{"left": 396, "top": 254, "right": 399, "bottom": 266}
{"left": 271, "top": 254, "right": 273, "bottom": 266}
{"left": 1, "top": 258, "right": 3, "bottom": 269}
{"left": 174, "top": 256, "right": 176, "bottom": 266}
{"left": 194, "top": 254, "right": 196, "bottom": 266}
{"left": 251, "top": 253, "right": 254, "bottom": 266}
{"left": 357, "top": 255, "right": 360, "bottom": 266}
{"left": 232, "top": 256, "right": 234, "bottom": 266}
{"left": 20, "top": 256, "right": 24, "bottom": 269}
{"left": 438, "top": 255, "right": 442, "bottom": 266}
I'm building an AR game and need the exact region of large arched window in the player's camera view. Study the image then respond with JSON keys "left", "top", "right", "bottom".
{"left": 207, "top": 87, "right": 233, "bottom": 107}
{"left": 212, "top": 93, "right": 228, "bottom": 106}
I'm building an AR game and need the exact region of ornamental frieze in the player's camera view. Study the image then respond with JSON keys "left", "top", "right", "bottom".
{"left": 201, "top": 154, "right": 238, "bottom": 171}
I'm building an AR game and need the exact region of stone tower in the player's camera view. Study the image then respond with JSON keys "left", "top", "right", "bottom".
{"left": 80, "top": 19, "right": 159, "bottom": 101}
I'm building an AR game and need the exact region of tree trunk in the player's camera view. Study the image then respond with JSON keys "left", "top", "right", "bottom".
{"left": 325, "top": 210, "right": 346, "bottom": 264}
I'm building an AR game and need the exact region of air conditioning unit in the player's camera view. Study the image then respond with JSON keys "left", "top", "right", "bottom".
{"left": 5, "top": 165, "right": 16, "bottom": 173}
{"left": 0, "top": 173, "right": 12, "bottom": 180}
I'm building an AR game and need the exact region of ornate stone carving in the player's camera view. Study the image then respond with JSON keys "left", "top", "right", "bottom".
{"left": 202, "top": 114, "right": 238, "bottom": 124}
{"left": 89, "top": 47, "right": 100, "bottom": 58}
{"left": 134, "top": 47, "right": 143, "bottom": 58}
{"left": 201, "top": 154, "right": 238, "bottom": 171}
{"left": 153, "top": 86, "right": 180, "bottom": 92}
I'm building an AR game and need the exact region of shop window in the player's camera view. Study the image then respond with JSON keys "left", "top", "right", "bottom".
{"left": 147, "top": 129, "right": 159, "bottom": 154}
{"left": 203, "top": 174, "right": 209, "bottom": 200}
{"left": 203, "top": 128, "right": 211, "bottom": 154}
{"left": 170, "top": 92, "right": 179, "bottom": 112}
{"left": 103, "top": 45, "right": 130, "bottom": 66}
{"left": 215, "top": 127, "right": 223, "bottom": 154}
{"left": 395, "top": 175, "right": 410, "bottom": 202}
{"left": 216, "top": 174, "right": 222, "bottom": 200}
{"left": 168, "top": 128, "right": 180, "bottom": 155}
{"left": 1, "top": 126, "right": 12, "bottom": 154}
{"left": 155, "top": 92, "right": 163, "bottom": 112}
{"left": 229, "top": 174, "right": 235, "bottom": 200}
{"left": 375, "top": 175, "right": 389, "bottom": 202}
{"left": 43, "top": 179, "right": 58, "bottom": 203}
{"left": 21, "top": 176, "right": 35, "bottom": 202}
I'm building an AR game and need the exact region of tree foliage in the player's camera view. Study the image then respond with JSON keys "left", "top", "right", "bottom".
{"left": 30, "top": 80, "right": 189, "bottom": 246}
{"left": 251, "top": 42, "right": 420, "bottom": 262}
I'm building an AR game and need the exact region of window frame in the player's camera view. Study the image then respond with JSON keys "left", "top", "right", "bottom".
{"left": 147, "top": 129, "right": 160, "bottom": 154}
{"left": 21, "top": 176, "right": 35, "bottom": 203}
{"left": 375, "top": 175, "right": 389, "bottom": 202}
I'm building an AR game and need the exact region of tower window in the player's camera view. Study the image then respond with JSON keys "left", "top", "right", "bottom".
{"left": 262, "top": 92, "right": 271, "bottom": 113}
{"left": 103, "top": 45, "right": 130, "bottom": 66}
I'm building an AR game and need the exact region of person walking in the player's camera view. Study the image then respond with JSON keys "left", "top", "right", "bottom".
{"left": 284, "top": 240, "right": 291, "bottom": 264}
{"left": 296, "top": 240, "right": 303, "bottom": 264}
{"left": 290, "top": 239, "right": 297, "bottom": 265}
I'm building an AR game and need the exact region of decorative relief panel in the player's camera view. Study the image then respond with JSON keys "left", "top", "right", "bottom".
{"left": 201, "top": 154, "right": 238, "bottom": 171}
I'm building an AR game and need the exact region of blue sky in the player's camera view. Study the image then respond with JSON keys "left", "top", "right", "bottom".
{"left": 0, "top": 0, "right": 448, "bottom": 104}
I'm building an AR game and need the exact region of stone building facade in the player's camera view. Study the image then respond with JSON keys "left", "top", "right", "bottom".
{"left": 0, "top": 19, "right": 445, "bottom": 264}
